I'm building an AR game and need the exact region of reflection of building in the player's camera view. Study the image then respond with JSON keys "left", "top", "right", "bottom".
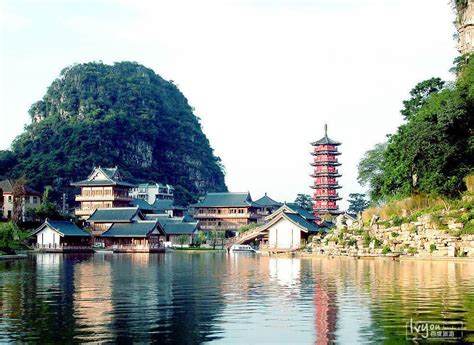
{"left": 0, "top": 179, "right": 41, "bottom": 220}
{"left": 193, "top": 192, "right": 264, "bottom": 234}
{"left": 74, "top": 256, "right": 113, "bottom": 342}
{"left": 71, "top": 167, "right": 135, "bottom": 220}
{"left": 269, "top": 258, "right": 301, "bottom": 287}
{"left": 130, "top": 182, "right": 174, "bottom": 204}
{"left": 310, "top": 125, "right": 342, "bottom": 216}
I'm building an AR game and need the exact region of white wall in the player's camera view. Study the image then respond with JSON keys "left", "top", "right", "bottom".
{"left": 36, "top": 226, "right": 61, "bottom": 247}
{"left": 268, "top": 218, "right": 302, "bottom": 250}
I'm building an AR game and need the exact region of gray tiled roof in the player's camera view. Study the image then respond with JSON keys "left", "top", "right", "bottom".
{"left": 71, "top": 179, "right": 136, "bottom": 187}
{"left": 88, "top": 207, "right": 141, "bottom": 222}
{"left": 32, "top": 220, "right": 90, "bottom": 237}
{"left": 254, "top": 194, "right": 282, "bottom": 207}
{"left": 157, "top": 217, "right": 198, "bottom": 235}
{"left": 130, "top": 198, "right": 157, "bottom": 212}
{"left": 193, "top": 192, "right": 260, "bottom": 208}
{"left": 284, "top": 212, "right": 320, "bottom": 233}
{"left": 286, "top": 203, "right": 320, "bottom": 221}
{"left": 310, "top": 135, "right": 341, "bottom": 146}
{"left": 152, "top": 199, "right": 187, "bottom": 211}
{"left": 0, "top": 179, "right": 41, "bottom": 195}
{"left": 101, "top": 221, "right": 164, "bottom": 237}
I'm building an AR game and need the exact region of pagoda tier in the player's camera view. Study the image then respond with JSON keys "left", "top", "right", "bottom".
{"left": 310, "top": 124, "right": 342, "bottom": 216}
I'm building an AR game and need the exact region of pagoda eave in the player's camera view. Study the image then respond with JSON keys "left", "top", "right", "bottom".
{"left": 311, "top": 196, "right": 342, "bottom": 201}
{"left": 310, "top": 184, "right": 342, "bottom": 189}
{"left": 310, "top": 173, "right": 342, "bottom": 178}
{"left": 310, "top": 162, "right": 342, "bottom": 167}
{"left": 310, "top": 151, "right": 341, "bottom": 156}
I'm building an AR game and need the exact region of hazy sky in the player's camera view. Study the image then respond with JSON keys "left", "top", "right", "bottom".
{"left": 0, "top": 0, "right": 458, "bottom": 209}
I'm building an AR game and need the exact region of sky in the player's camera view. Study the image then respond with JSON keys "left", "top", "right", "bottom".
{"left": 0, "top": 0, "right": 458, "bottom": 209}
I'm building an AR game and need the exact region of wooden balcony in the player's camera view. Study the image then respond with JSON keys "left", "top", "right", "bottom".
{"left": 193, "top": 213, "right": 261, "bottom": 219}
{"left": 75, "top": 194, "right": 133, "bottom": 202}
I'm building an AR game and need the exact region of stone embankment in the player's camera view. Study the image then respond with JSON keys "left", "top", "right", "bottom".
{"left": 307, "top": 214, "right": 474, "bottom": 258}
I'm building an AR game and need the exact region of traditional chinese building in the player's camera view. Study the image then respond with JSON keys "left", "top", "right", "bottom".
{"left": 192, "top": 192, "right": 264, "bottom": 235}
{"left": 310, "top": 125, "right": 342, "bottom": 216}
{"left": 71, "top": 167, "right": 135, "bottom": 220}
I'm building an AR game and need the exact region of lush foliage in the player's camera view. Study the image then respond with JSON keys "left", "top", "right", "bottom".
{"left": 0, "top": 222, "right": 29, "bottom": 254}
{"left": 237, "top": 223, "right": 258, "bottom": 234}
{"left": 26, "top": 187, "right": 63, "bottom": 222}
{"left": 347, "top": 193, "right": 370, "bottom": 214}
{"left": 358, "top": 57, "right": 474, "bottom": 203}
{"left": 294, "top": 193, "right": 313, "bottom": 211}
{"left": 0, "top": 62, "right": 227, "bottom": 205}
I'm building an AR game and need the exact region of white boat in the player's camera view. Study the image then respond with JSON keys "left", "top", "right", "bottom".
{"left": 230, "top": 244, "right": 256, "bottom": 252}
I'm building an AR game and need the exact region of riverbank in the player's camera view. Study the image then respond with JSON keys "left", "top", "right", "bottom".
{"left": 298, "top": 252, "right": 474, "bottom": 262}
{"left": 0, "top": 254, "right": 28, "bottom": 260}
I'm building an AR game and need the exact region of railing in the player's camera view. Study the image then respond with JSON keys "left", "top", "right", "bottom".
{"left": 109, "top": 243, "right": 163, "bottom": 250}
{"left": 194, "top": 213, "right": 261, "bottom": 219}
{"left": 34, "top": 244, "right": 91, "bottom": 250}
{"left": 75, "top": 194, "right": 132, "bottom": 201}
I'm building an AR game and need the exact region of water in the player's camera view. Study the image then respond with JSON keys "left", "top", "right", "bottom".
{"left": 1, "top": 253, "right": 473, "bottom": 344}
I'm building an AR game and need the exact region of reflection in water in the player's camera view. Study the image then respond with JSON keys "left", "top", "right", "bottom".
{"left": 0, "top": 254, "right": 473, "bottom": 343}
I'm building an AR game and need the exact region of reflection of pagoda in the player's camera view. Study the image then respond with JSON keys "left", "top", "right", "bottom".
{"left": 314, "top": 279, "right": 337, "bottom": 345}
{"left": 310, "top": 124, "right": 342, "bottom": 216}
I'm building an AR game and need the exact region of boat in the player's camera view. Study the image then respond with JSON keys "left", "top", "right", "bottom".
{"left": 230, "top": 244, "right": 256, "bottom": 252}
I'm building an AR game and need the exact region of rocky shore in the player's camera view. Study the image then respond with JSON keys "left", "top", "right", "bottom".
{"left": 306, "top": 213, "right": 474, "bottom": 258}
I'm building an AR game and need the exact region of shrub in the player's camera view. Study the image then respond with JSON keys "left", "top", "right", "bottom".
{"left": 389, "top": 215, "right": 403, "bottom": 226}
{"left": 407, "top": 247, "right": 418, "bottom": 255}
{"left": 347, "top": 239, "right": 357, "bottom": 247}
{"left": 382, "top": 246, "right": 392, "bottom": 254}
{"left": 391, "top": 231, "right": 399, "bottom": 238}
{"left": 430, "top": 244, "right": 437, "bottom": 253}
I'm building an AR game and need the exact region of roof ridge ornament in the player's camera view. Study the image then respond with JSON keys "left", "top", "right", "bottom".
{"left": 324, "top": 123, "right": 327, "bottom": 137}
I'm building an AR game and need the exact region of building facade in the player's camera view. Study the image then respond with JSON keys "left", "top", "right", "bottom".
{"left": 71, "top": 167, "right": 135, "bottom": 220}
{"left": 0, "top": 179, "right": 41, "bottom": 221}
{"left": 310, "top": 125, "right": 342, "bottom": 216}
{"left": 193, "top": 192, "right": 264, "bottom": 234}
{"left": 32, "top": 219, "right": 91, "bottom": 249}
{"left": 129, "top": 182, "right": 174, "bottom": 204}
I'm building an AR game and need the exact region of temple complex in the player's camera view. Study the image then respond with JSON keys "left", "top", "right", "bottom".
{"left": 310, "top": 125, "right": 342, "bottom": 216}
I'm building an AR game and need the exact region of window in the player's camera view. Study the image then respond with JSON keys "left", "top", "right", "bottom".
{"left": 8, "top": 196, "right": 12, "bottom": 203}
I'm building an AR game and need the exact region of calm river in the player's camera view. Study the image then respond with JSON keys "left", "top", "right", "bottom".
{"left": 0, "top": 253, "right": 473, "bottom": 344}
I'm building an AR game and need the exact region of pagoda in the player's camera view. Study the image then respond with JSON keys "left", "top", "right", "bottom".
{"left": 310, "top": 124, "right": 342, "bottom": 216}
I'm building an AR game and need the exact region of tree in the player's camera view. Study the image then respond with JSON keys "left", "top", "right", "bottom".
{"left": 347, "top": 193, "right": 370, "bottom": 214}
{"left": 357, "top": 143, "right": 387, "bottom": 202}
{"left": 359, "top": 57, "right": 474, "bottom": 202}
{"left": 12, "top": 177, "right": 27, "bottom": 222}
{"left": 237, "top": 223, "right": 258, "bottom": 234}
{"left": 27, "top": 186, "right": 62, "bottom": 222}
{"left": 176, "top": 235, "right": 189, "bottom": 248}
{"left": 400, "top": 77, "right": 445, "bottom": 120}
{"left": 0, "top": 222, "right": 29, "bottom": 254}
{"left": 294, "top": 194, "right": 313, "bottom": 211}
{"left": 195, "top": 230, "right": 207, "bottom": 246}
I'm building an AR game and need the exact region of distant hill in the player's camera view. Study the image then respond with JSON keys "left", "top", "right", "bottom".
{"left": 0, "top": 62, "right": 227, "bottom": 204}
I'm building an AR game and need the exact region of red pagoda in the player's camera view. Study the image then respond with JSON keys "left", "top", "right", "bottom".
{"left": 310, "top": 124, "right": 342, "bottom": 216}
